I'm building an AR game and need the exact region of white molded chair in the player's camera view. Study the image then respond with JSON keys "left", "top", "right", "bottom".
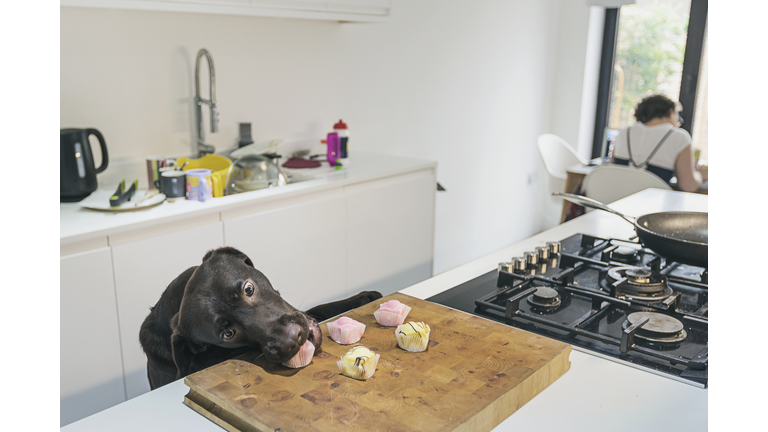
{"left": 536, "top": 134, "right": 588, "bottom": 227}
{"left": 582, "top": 165, "right": 672, "bottom": 205}
{"left": 537, "top": 134, "right": 588, "bottom": 179}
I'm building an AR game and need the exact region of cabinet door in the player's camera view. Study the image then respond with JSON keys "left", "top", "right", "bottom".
{"left": 326, "top": 0, "right": 390, "bottom": 15}
{"left": 111, "top": 220, "right": 224, "bottom": 399}
{"left": 345, "top": 170, "right": 435, "bottom": 297}
{"left": 61, "top": 248, "right": 126, "bottom": 427}
{"left": 223, "top": 192, "right": 347, "bottom": 312}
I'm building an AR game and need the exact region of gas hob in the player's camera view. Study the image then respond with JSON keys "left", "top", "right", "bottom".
{"left": 427, "top": 233, "right": 708, "bottom": 388}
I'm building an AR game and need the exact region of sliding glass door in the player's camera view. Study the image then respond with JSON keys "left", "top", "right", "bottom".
{"left": 593, "top": 0, "right": 708, "bottom": 163}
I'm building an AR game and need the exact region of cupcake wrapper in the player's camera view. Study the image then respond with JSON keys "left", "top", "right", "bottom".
{"left": 337, "top": 353, "right": 380, "bottom": 380}
{"left": 373, "top": 305, "right": 412, "bottom": 326}
{"left": 327, "top": 320, "right": 366, "bottom": 345}
{"left": 282, "top": 341, "right": 315, "bottom": 368}
{"left": 395, "top": 325, "right": 430, "bottom": 352}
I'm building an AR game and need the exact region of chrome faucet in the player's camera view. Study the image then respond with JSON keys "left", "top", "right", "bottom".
{"left": 194, "top": 48, "right": 218, "bottom": 157}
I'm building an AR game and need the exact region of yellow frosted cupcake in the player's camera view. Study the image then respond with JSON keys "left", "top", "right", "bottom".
{"left": 337, "top": 346, "right": 380, "bottom": 380}
{"left": 395, "top": 321, "right": 430, "bottom": 352}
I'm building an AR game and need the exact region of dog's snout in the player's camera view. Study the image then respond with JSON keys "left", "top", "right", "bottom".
{"left": 287, "top": 322, "right": 303, "bottom": 343}
{"left": 264, "top": 322, "right": 307, "bottom": 361}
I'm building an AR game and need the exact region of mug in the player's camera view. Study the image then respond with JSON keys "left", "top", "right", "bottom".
{"left": 186, "top": 168, "right": 213, "bottom": 202}
{"left": 147, "top": 156, "right": 176, "bottom": 190}
{"left": 154, "top": 170, "right": 186, "bottom": 198}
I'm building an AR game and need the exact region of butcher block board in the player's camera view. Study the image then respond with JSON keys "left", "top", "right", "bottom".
{"left": 183, "top": 292, "right": 571, "bottom": 432}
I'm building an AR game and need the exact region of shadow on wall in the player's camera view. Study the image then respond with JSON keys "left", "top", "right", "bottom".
{"left": 60, "top": 376, "right": 126, "bottom": 427}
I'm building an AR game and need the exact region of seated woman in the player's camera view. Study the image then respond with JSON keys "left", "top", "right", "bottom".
{"left": 611, "top": 94, "right": 707, "bottom": 192}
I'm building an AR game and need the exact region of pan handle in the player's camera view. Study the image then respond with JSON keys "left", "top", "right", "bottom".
{"left": 552, "top": 192, "right": 636, "bottom": 225}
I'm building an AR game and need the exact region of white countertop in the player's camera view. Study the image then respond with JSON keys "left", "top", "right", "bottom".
{"left": 60, "top": 151, "right": 437, "bottom": 244}
{"left": 62, "top": 188, "right": 707, "bottom": 432}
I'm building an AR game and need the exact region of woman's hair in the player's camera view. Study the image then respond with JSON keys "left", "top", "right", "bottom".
{"left": 634, "top": 94, "right": 676, "bottom": 123}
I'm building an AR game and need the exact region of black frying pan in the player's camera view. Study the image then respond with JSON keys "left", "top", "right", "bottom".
{"left": 554, "top": 193, "right": 708, "bottom": 267}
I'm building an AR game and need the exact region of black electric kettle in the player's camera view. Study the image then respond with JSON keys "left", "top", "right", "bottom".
{"left": 60, "top": 128, "right": 109, "bottom": 202}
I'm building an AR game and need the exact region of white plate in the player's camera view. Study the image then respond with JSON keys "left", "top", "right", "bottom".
{"left": 230, "top": 139, "right": 284, "bottom": 158}
{"left": 79, "top": 189, "right": 167, "bottom": 212}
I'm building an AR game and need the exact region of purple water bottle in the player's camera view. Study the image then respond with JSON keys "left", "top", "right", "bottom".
{"left": 326, "top": 132, "right": 340, "bottom": 167}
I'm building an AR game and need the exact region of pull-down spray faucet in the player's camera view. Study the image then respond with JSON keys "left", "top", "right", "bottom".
{"left": 194, "top": 48, "right": 218, "bottom": 157}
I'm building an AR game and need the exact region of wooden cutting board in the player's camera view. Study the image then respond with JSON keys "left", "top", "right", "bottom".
{"left": 183, "top": 292, "right": 571, "bottom": 432}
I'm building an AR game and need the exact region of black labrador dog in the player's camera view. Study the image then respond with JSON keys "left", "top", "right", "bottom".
{"left": 139, "top": 246, "right": 382, "bottom": 390}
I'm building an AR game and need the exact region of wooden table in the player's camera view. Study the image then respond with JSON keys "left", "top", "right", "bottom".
{"left": 559, "top": 160, "right": 707, "bottom": 222}
{"left": 560, "top": 160, "right": 600, "bottom": 222}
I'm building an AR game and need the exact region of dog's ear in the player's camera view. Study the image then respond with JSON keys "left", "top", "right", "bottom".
{"left": 202, "top": 247, "right": 254, "bottom": 268}
{"left": 169, "top": 313, "right": 208, "bottom": 379}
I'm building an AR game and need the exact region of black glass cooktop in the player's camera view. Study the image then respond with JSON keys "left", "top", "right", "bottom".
{"left": 427, "top": 233, "right": 708, "bottom": 388}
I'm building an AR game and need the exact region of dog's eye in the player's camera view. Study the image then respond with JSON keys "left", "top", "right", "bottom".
{"left": 222, "top": 329, "right": 235, "bottom": 340}
{"left": 243, "top": 281, "right": 254, "bottom": 296}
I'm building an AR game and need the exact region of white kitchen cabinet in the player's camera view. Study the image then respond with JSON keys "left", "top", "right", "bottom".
{"left": 61, "top": 0, "right": 391, "bottom": 22}
{"left": 326, "top": 0, "right": 389, "bottom": 15}
{"left": 345, "top": 169, "right": 436, "bottom": 297}
{"left": 111, "top": 218, "right": 224, "bottom": 400}
{"left": 61, "top": 247, "right": 126, "bottom": 427}
{"left": 222, "top": 188, "right": 348, "bottom": 311}
{"left": 60, "top": 153, "right": 437, "bottom": 422}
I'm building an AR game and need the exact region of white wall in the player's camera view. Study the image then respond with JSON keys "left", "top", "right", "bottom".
{"left": 61, "top": 0, "right": 597, "bottom": 275}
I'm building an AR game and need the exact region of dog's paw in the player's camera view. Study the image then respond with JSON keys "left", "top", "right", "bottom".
{"left": 357, "top": 291, "right": 383, "bottom": 304}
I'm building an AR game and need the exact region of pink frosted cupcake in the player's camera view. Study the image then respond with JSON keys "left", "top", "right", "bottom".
{"left": 282, "top": 340, "right": 315, "bottom": 368}
{"left": 373, "top": 300, "right": 412, "bottom": 326}
{"left": 326, "top": 316, "right": 366, "bottom": 345}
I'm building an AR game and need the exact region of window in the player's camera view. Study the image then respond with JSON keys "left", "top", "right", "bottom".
{"left": 592, "top": 0, "right": 708, "bottom": 161}
{"left": 608, "top": 0, "right": 690, "bottom": 132}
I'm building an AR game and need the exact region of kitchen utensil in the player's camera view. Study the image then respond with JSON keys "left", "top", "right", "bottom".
{"left": 282, "top": 157, "right": 321, "bottom": 169}
{"left": 134, "top": 189, "right": 160, "bottom": 206}
{"left": 79, "top": 189, "right": 166, "bottom": 212}
{"left": 229, "top": 138, "right": 284, "bottom": 159}
{"left": 553, "top": 192, "right": 707, "bottom": 267}
{"left": 110, "top": 179, "right": 138, "bottom": 208}
{"left": 60, "top": 128, "right": 109, "bottom": 202}
{"left": 176, "top": 154, "right": 232, "bottom": 198}
{"left": 225, "top": 154, "right": 288, "bottom": 194}
{"left": 186, "top": 169, "right": 213, "bottom": 201}
{"left": 146, "top": 157, "right": 176, "bottom": 191}
{"left": 155, "top": 170, "right": 186, "bottom": 198}
{"left": 183, "top": 292, "right": 571, "bottom": 432}
{"left": 238, "top": 122, "right": 254, "bottom": 148}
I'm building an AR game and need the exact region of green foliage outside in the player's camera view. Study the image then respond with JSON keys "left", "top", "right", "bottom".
{"left": 609, "top": 1, "right": 689, "bottom": 129}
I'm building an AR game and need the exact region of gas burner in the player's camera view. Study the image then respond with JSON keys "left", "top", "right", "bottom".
{"left": 609, "top": 240, "right": 640, "bottom": 264}
{"left": 526, "top": 287, "right": 561, "bottom": 312}
{"left": 606, "top": 266, "right": 673, "bottom": 301}
{"left": 622, "top": 312, "right": 687, "bottom": 345}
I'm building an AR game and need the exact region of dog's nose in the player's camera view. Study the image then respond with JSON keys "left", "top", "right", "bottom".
{"left": 272, "top": 322, "right": 304, "bottom": 359}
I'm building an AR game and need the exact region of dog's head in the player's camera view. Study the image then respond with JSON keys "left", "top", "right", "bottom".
{"left": 171, "top": 247, "right": 322, "bottom": 366}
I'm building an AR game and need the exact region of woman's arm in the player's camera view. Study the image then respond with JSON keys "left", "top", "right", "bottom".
{"left": 674, "top": 145, "right": 703, "bottom": 192}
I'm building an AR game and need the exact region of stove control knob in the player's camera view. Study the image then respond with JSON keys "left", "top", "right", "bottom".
{"left": 524, "top": 251, "right": 538, "bottom": 266}
{"left": 510, "top": 257, "right": 526, "bottom": 271}
{"left": 498, "top": 262, "right": 512, "bottom": 274}
{"left": 535, "top": 246, "right": 549, "bottom": 260}
{"left": 547, "top": 241, "right": 561, "bottom": 255}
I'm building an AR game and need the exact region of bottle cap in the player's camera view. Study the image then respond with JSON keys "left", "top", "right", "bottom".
{"left": 333, "top": 119, "right": 348, "bottom": 129}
